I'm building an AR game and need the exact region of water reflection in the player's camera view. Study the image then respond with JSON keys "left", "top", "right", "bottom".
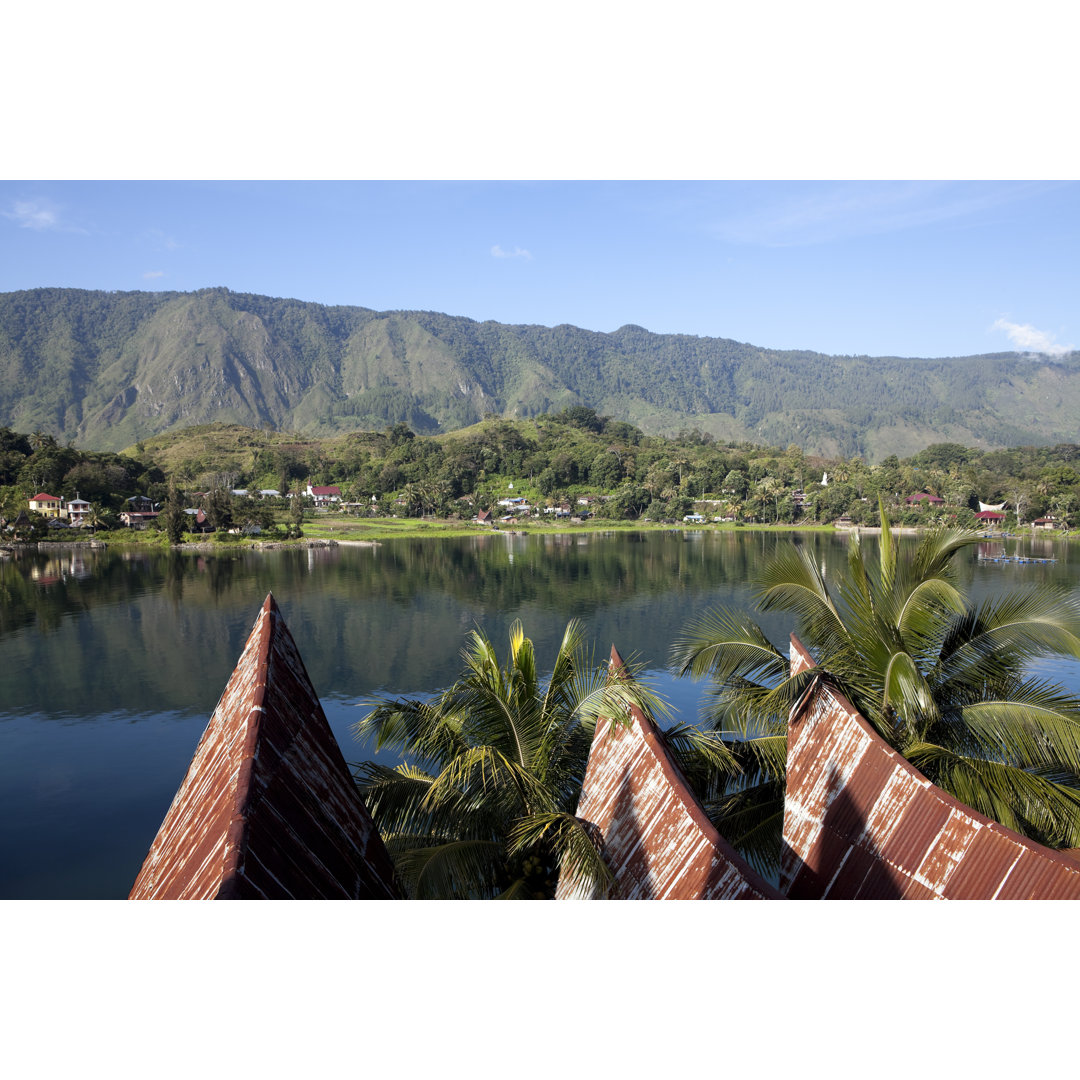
{"left": 3, "top": 529, "right": 1080, "bottom": 897}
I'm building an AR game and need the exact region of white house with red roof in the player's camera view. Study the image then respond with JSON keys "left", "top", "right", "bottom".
{"left": 305, "top": 484, "right": 342, "bottom": 507}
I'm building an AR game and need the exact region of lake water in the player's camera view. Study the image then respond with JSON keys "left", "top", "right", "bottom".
{"left": 3, "top": 529, "right": 1077, "bottom": 898}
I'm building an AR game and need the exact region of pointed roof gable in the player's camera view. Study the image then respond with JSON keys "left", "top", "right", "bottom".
{"left": 556, "top": 646, "right": 782, "bottom": 900}
{"left": 783, "top": 635, "right": 1080, "bottom": 899}
{"left": 130, "top": 594, "right": 398, "bottom": 899}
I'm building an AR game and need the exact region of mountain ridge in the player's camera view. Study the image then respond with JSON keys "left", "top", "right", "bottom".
{"left": 1, "top": 286, "right": 1076, "bottom": 461}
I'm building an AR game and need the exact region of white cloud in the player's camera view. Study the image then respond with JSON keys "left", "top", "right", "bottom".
{"left": 143, "top": 270, "right": 165, "bottom": 279}
{"left": 3, "top": 198, "right": 67, "bottom": 231}
{"left": 992, "top": 317, "right": 1075, "bottom": 358}
{"left": 491, "top": 243, "right": 532, "bottom": 260}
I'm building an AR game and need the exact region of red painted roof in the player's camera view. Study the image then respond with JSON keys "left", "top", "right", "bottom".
{"left": 557, "top": 646, "right": 782, "bottom": 900}
{"left": 309, "top": 485, "right": 341, "bottom": 496}
{"left": 783, "top": 635, "right": 1080, "bottom": 899}
{"left": 129, "top": 594, "right": 398, "bottom": 899}
{"left": 30, "top": 493, "right": 60, "bottom": 502}
{"left": 974, "top": 510, "right": 1006, "bottom": 520}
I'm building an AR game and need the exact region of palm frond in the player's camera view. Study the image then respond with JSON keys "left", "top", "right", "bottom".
{"left": 876, "top": 498, "right": 895, "bottom": 591}
{"left": 728, "top": 733, "right": 789, "bottom": 782}
{"left": 422, "top": 743, "right": 554, "bottom": 821}
{"left": 909, "top": 525, "right": 982, "bottom": 581}
{"left": 539, "top": 618, "right": 587, "bottom": 721}
{"left": 945, "top": 686, "right": 1080, "bottom": 774}
{"left": 939, "top": 589, "right": 1080, "bottom": 677}
{"left": 656, "top": 723, "right": 743, "bottom": 793}
{"left": 702, "top": 777, "right": 786, "bottom": 878}
{"left": 753, "top": 543, "right": 845, "bottom": 650}
{"left": 394, "top": 838, "right": 508, "bottom": 900}
{"left": 904, "top": 740, "right": 1080, "bottom": 848}
{"left": 882, "top": 648, "right": 938, "bottom": 729}
{"left": 669, "top": 608, "right": 789, "bottom": 684}
{"left": 507, "top": 811, "right": 615, "bottom": 899}
{"left": 703, "top": 666, "right": 817, "bottom": 738}
{"left": 352, "top": 696, "right": 467, "bottom": 768}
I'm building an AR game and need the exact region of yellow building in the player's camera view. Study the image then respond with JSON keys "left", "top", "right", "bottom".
{"left": 29, "top": 493, "right": 63, "bottom": 519}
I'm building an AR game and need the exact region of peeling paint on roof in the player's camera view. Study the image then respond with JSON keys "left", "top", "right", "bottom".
{"left": 129, "top": 594, "right": 398, "bottom": 900}
{"left": 556, "top": 646, "right": 782, "bottom": 900}
{"left": 783, "top": 635, "right": 1080, "bottom": 900}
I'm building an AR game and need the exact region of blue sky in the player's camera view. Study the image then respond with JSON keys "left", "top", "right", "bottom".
{"left": 1, "top": 179, "right": 1076, "bottom": 359}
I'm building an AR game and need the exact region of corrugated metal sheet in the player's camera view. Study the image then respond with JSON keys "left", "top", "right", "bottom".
{"left": 129, "top": 594, "right": 398, "bottom": 900}
{"left": 782, "top": 634, "right": 1080, "bottom": 900}
{"left": 556, "top": 646, "right": 782, "bottom": 900}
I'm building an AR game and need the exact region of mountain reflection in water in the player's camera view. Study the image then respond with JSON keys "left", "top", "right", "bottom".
{"left": 1, "top": 530, "right": 1077, "bottom": 897}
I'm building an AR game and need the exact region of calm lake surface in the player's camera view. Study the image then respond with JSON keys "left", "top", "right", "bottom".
{"left": 3, "top": 529, "right": 1077, "bottom": 898}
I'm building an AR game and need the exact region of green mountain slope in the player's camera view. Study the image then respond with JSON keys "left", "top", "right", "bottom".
{"left": 1, "top": 286, "right": 1078, "bottom": 460}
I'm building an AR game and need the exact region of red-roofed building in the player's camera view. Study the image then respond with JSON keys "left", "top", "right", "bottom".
{"left": 974, "top": 510, "right": 1006, "bottom": 524}
{"left": 29, "top": 493, "right": 63, "bottom": 519}
{"left": 305, "top": 484, "right": 342, "bottom": 507}
{"left": 905, "top": 492, "right": 944, "bottom": 506}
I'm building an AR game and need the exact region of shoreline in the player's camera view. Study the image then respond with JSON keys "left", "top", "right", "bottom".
{"left": 8, "top": 519, "right": 1065, "bottom": 554}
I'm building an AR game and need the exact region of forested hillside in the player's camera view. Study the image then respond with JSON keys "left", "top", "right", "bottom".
{"left": 2, "top": 287, "right": 1078, "bottom": 460}
{"left": 6, "top": 412, "right": 1080, "bottom": 536}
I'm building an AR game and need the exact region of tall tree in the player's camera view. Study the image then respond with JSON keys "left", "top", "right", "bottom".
{"left": 164, "top": 481, "right": 186, "bottom": 545}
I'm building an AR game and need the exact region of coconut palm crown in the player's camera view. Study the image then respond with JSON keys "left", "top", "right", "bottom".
{"left": 671, "top": 503, "right": 1080, "bottom": 862}
{"left": 353, "top": 619, "right": 668, "bottom": 899}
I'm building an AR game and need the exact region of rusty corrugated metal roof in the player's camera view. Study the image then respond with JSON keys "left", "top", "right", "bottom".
{"left": 783, "top": 634, "right": 1080, "bottom": 900}
{"left": 129, "top": 594, "right": 398, "bottom": 900}
{"left": 556, "top": 646, "right": 782, "bottom": 900}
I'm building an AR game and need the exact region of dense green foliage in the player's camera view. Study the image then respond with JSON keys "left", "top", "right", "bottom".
{"left": 3, "top": 287, "right": 1079, "bottom": 458}
{"left": 671, "top": 507, "right": 1080, "bottom": 868}
{"left": 8, "top": 411, "right": 1080, "bottom": 537}
{"left": 354, "top": 620, "right": 667, "bottom": 899}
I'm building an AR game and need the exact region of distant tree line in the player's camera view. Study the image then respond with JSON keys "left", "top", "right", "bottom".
{"left": 5, "top": 415, "right": 1080, "bottom": 534}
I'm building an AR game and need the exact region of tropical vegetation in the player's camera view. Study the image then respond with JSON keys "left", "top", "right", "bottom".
{"left": 671, "top": 504, "right": 1080, "bottom": 871}
{"left": 9, "top": 410, "right": 1080, "bottom": 546}
{"left": 353, "top": 619, "right": 667, "bottom": 899}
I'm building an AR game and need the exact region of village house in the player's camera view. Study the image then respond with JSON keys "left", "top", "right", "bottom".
{"left": 65, "top": 497, "right": 92, "bottom": 526}
{"left": 905, "top": 492, "right": 945, "bottom": 506}
{"left": 29, "top": 493, "right": 63, "bottom": 519}
{"left": 1033, "top": 516, "right": 1058, "bottom": 530}
{"left": 183, "top": 508, "right": 214, "bottom": 533}
{"left": 120, "top": 510, "right": 159, "bottom": 529}
{"left": 27, "top": 493, "right": 96, "bottom": 526}
{"left": 305, "top": 484, "right": 341, "bottom": 507}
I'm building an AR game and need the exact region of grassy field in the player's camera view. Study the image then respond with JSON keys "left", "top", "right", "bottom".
{"left": 269, "top": 514, "right": 840, "bottom": 544}
{"left": 40, "top": 513, "right": 1063, "bottom": 552}
{"left": 20, "top": 514, "right": 844, "bottom": 550}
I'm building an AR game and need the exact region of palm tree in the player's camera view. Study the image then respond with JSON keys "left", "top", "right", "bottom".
{"left": 671, "top": 502, "right": 1080, "bottom": 865}
{"left": 353, "top": 620, "right": 668, "bottom": 899}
